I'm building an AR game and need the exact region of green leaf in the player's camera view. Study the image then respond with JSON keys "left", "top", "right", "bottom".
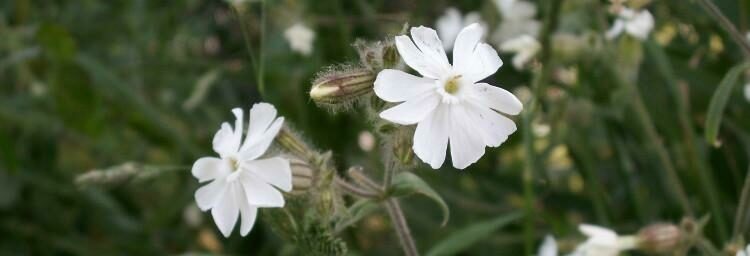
{"left": 425, "top": 211, "right": 524, "bottom": 256}
{"left": 334, "top": 199, "right": 379, "bottom": 233}
{"left": 390, "top": 171, "right": 450, "bottom": 226}
{"left": 705, "top": 62, "right": 750, "bottom": 146}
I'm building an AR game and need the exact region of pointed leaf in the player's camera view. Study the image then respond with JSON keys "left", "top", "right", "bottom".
{"left": 705, "top": 62, "right": 750, "bottom": 146}
{"left": 335, "top": 199, "right": 380, "bottom": 233}
{"left": 389, "top": 171, "right": 450, "bottom": 226}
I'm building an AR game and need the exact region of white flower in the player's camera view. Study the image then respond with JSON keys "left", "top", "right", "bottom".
{"left": 606, "top": 7, "right": 655, "bottom": 40}
{"left": 744, "top": 83, "right": 750, "bottom": 103}
{"left": 500, "top": 34, "right": 541, "bottom": 69}
{"left": 436, "top": 7, "right": 486, "bottom": 51}
{"left": 571, "top": 224, "right": 635, "bottom": 256}
{"left": 374, "top": 24, "right": 523, "bottom": 169}
{"left": 492, "top": 0, "right": 541, "bottom": 44}
{"left": 538, "top": 235, "right": 558, "bottom": 256}
{"left": 192, "top": 103, "right": 292, "bottom": 237}
{"left": 284, "top": 23, "right": 315, "bottom": 56}
{"left": 737, "top": 244, "right": 750, "bottom": 256}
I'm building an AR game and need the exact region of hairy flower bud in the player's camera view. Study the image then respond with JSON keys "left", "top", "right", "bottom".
{"left": 289, "top": 157, "right": 314, "bottom": 194}
{"left": 637, "top": 223, "right": 683, "bottom": 253}
{"left": 353, "top": 39, "right": 399, "bottom": 70}
{"left": 310, "top": 67, "right": 375, "bottom": 107}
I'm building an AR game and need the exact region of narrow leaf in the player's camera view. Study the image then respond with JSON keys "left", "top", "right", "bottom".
{"left": 390, "top": 171, "right": 450, "bottom": 226}
{"left": 335, "top": 199, "right": 379, "bottom": 233}
{"left": 705, "top": 62, "right": 750, "bottom": 146}
{"left": 425, "top": 211, "right": 524, "bottom": 256}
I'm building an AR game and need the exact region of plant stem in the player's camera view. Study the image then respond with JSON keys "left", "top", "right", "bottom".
{"left": 695, "top": 0, "right": 750, "bottom": 57}
{"left": 335, "top": 175, "right": 379, "bottom": 198}
{"left": 385, "top": 198, "right": 419, "bottom": 256}
{"left": 258, "top": 0, "right": 267, "bottom": 96}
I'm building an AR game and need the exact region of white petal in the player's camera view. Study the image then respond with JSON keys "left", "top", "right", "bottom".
{"left": 410, "top": 26, "right": 451, "bottom": 70}
{"left": 238, "top": 117, "right": 284, "bottom": 161}
{"left": 579, "top": 224, "right": 618, "bottom": 244}
{"left": 452, "top": 23, "right": 484, "bottom": 71}
{"left": 195, "top": 179, "right": 227, "bottom": 211}
{"left": 212, "top": 122, "right": 236, "bottom": 157}
{"left": 413, "top": 104, "right": 449, "bottom": 169}
{"left": 240, "top": 174, "right": 285, "bottom": 207}
{"left": 448, "top": 104, "right": 486, "bottom": 169}
{"left": 379, "top": 93, "right": 440, "bottom": 125}
{"left": 244, "top": 157, "right": 293, "bottom": 192}
{"left": 374, "top": 69, "right": 436, "bottom": 103}
{"left": 625, "top": 10, "right": 654, "bottom": 40}
{"left": 237, "top": 188, "right": 259, "bottom": 236}
{"left": 211, "top": 183, "right": 240, "bottom": 237}
{"left": 231, "top": 108, "right": 244, "bottom": 148}
{"left": 395, "top": 35, "right": 447, "bottom": 79}
{"left": 467, "top": 43, "right": 504, "bottom": 82}
{"left": 465, "top": 101, "right": 516, "bottom": 147}
{"left": 606, "top": 20, "right": 625, "bottom": 40}
{"left": 242, "top": 103, "right": 277, "bottom": 150}
{"left": 471, "top": 83, "right": 523, "bottom": 115}
{"left": 192, "top": 157, "right": 230, "bottom": 183}
{"left": 539, "top": 235, "right": 558, "bottom": 256}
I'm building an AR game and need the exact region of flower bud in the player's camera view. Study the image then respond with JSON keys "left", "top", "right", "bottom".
{"left": 353, "top": 39, "right": 399, "bottom": 70}
{"left": 310, "top": 68, "right": 375, "bottom": 107}
{"left": 289, "top": 157, "right": 314, "bottom": 194}
{"left": 637, "top": 223, "right": 683, "bottom": 253}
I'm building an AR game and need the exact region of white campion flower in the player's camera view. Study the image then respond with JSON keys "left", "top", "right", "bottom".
{"left": 492, "top": 0, "right": 541, "bottom": 44}
{"left": 606, "top": 7, "right": 655, "bottom": 41}
{"left": 284, "top": 23, "right": 315, "bottom": 56}
{"left": 374, "top": 24, "right": 523, "bottom": 169}
{"left": 500, "top": 34, "right": 541, "bottom": 69}
{"left": 538, "top": 235, "right": 558, "bottom": 256}
{"left": 192, "top": 103, "right": 292, "bottom": 237}
{"left": 436, "top": 7, "right": 486, "bottom": 51}
{"left": 737, "top": 244, "right": 750, "bottom": 256}
{"left": 570, "top": 224, "right": 636, "bottom": 256}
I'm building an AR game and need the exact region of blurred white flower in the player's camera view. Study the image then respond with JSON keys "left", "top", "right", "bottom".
{"left": 492, "top": 0, "right": 541, "bottom": 44}
{"left": 374, "top": 24, "right": 522, "bottom": 169}
{"left": 606, "top": 7, "right": 654, "bottom": 40}
{"left": 183, "top": 203, "right": 204, "bottom": 228}
{"left": 538, "top": 235, "right": 558, "bottom": 256}
{"left": 571, "top": 224, "right": 634, "bottom": 256}
{"left": 744, "top": 83, "right": 750, "bottom": 102}
{"left": 358, "top": 131, "right": 376, "bottom": 152}
{"left": 284, "top": 23, "right": 315, "bottom": 56}
{"left": 192, "top": 103, "right": 292, "bottom": 237}
{"left": 737, "top": 244, "right": 750, "bottom": 256}
{"left": 500, "top": 34, "right": 540, "bottom": 69}
{"left": 436, "top": 7, "right": 486, "bottom": 51}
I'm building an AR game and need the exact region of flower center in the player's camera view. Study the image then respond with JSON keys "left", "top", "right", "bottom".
{"left": 228, "top": 157, "right": 240, "bottom": 172}
{"left": 443, "top": 75, "right": 462, "bottom": 95}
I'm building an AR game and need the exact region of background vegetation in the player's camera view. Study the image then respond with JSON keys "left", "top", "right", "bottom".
{"left": 2, "top": 0, "right": 750, "bottom": 255}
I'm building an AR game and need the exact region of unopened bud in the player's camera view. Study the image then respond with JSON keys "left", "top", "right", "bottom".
{"left": 637, "top": 223, "right": 683, "bottom": 253}
{"left": 289, "top": 157, "right": 314, "bottom": 194}
{"left": 353, "top": 39, "right": 399, "bottom": 70}
{"left": 310, "top": 68, "right": 375, "bottom": 106}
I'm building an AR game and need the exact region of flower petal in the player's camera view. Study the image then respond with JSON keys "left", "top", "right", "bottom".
{"left": 410, "top": 26, "right": 451, "bottom": 70}
{"left": 395, "top": 35, "right": 447, "bottom": 79}
{"left": 238, "top": 117, "right": 284, "bottom": 161}
{"left": 244, "top": 157, "right": 292, "bottom": 192}
{"left": 539, "top": 235, "right": 558, "bottom": 256}
{"left": 195, "top": 179, "right": 227, "bottom": 211}
{"left": 380, "top": 93, "right": 440, "bottom": 125}
{"left": 605, "top": 20, "right": 625, "bottom": 40}
{"left": 453, "top": 24, "right": 503, "bottom": 82}
{"left": 212, "top": 122, "right": 236, "bottom": 157}
{"left": 465, "top": 101, "right": 516, "bottom": 147}
{"left": 242, "top": 103, "right": 277, "bottom": 150}
{"left": 374, "top": 69, "right": 436, "bottom": 103}
{"left": 436, "top": 8, "right": 463, "bottom": 50}
{"left": 448, "top": 104, "right": 486, "bottom": 169}
{"left": 237, "top": 189, "right": 259, "bottom": 236}
{"left": 579, "top": 224, "right": 618, "bottom": 244}
{"left": 240, "top": 174, "right": 285, "bottom": 207}
{"left": 211, "top": 183, "right": 240, "bottom": 237}
{"left": 192, "top": 157, "right": 230, "bottom": 183}
{"left": 471, "top": 83, "right": 523, "bottom": 115}
{"left": 625, "top": 10, "right": 654, "bottom": 40}
{"left": 452, "top": 23, "right": 483, "bottom": 70}
{"left": 413, "top": 104, "right": 449, "bottom": 169}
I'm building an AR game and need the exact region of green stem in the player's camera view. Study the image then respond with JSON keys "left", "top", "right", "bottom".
{"left": 385, "top": 198, "right": 419, "bottom": 256}
{"left": 734, "top": 164, "right": 750, "bottom": 239}
{"left": 258, "top": 0, "right": 267, "bottom": 96}
{"left": 695, "top": 0, "right": 750, "bottom": 57}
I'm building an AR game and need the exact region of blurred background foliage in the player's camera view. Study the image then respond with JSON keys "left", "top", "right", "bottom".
{"left": 2, "top": 0, "right": 750, "bottom": 255}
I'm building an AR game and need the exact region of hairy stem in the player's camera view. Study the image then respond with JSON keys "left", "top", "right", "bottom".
{"left": 335, "top": 175, "right": 379, "bottom": 198}
{"left": 695, "top": 0, "right": 750, "bottom": 58}
{"left": 385, "top": 198, "right": 419, "bottom": 256}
